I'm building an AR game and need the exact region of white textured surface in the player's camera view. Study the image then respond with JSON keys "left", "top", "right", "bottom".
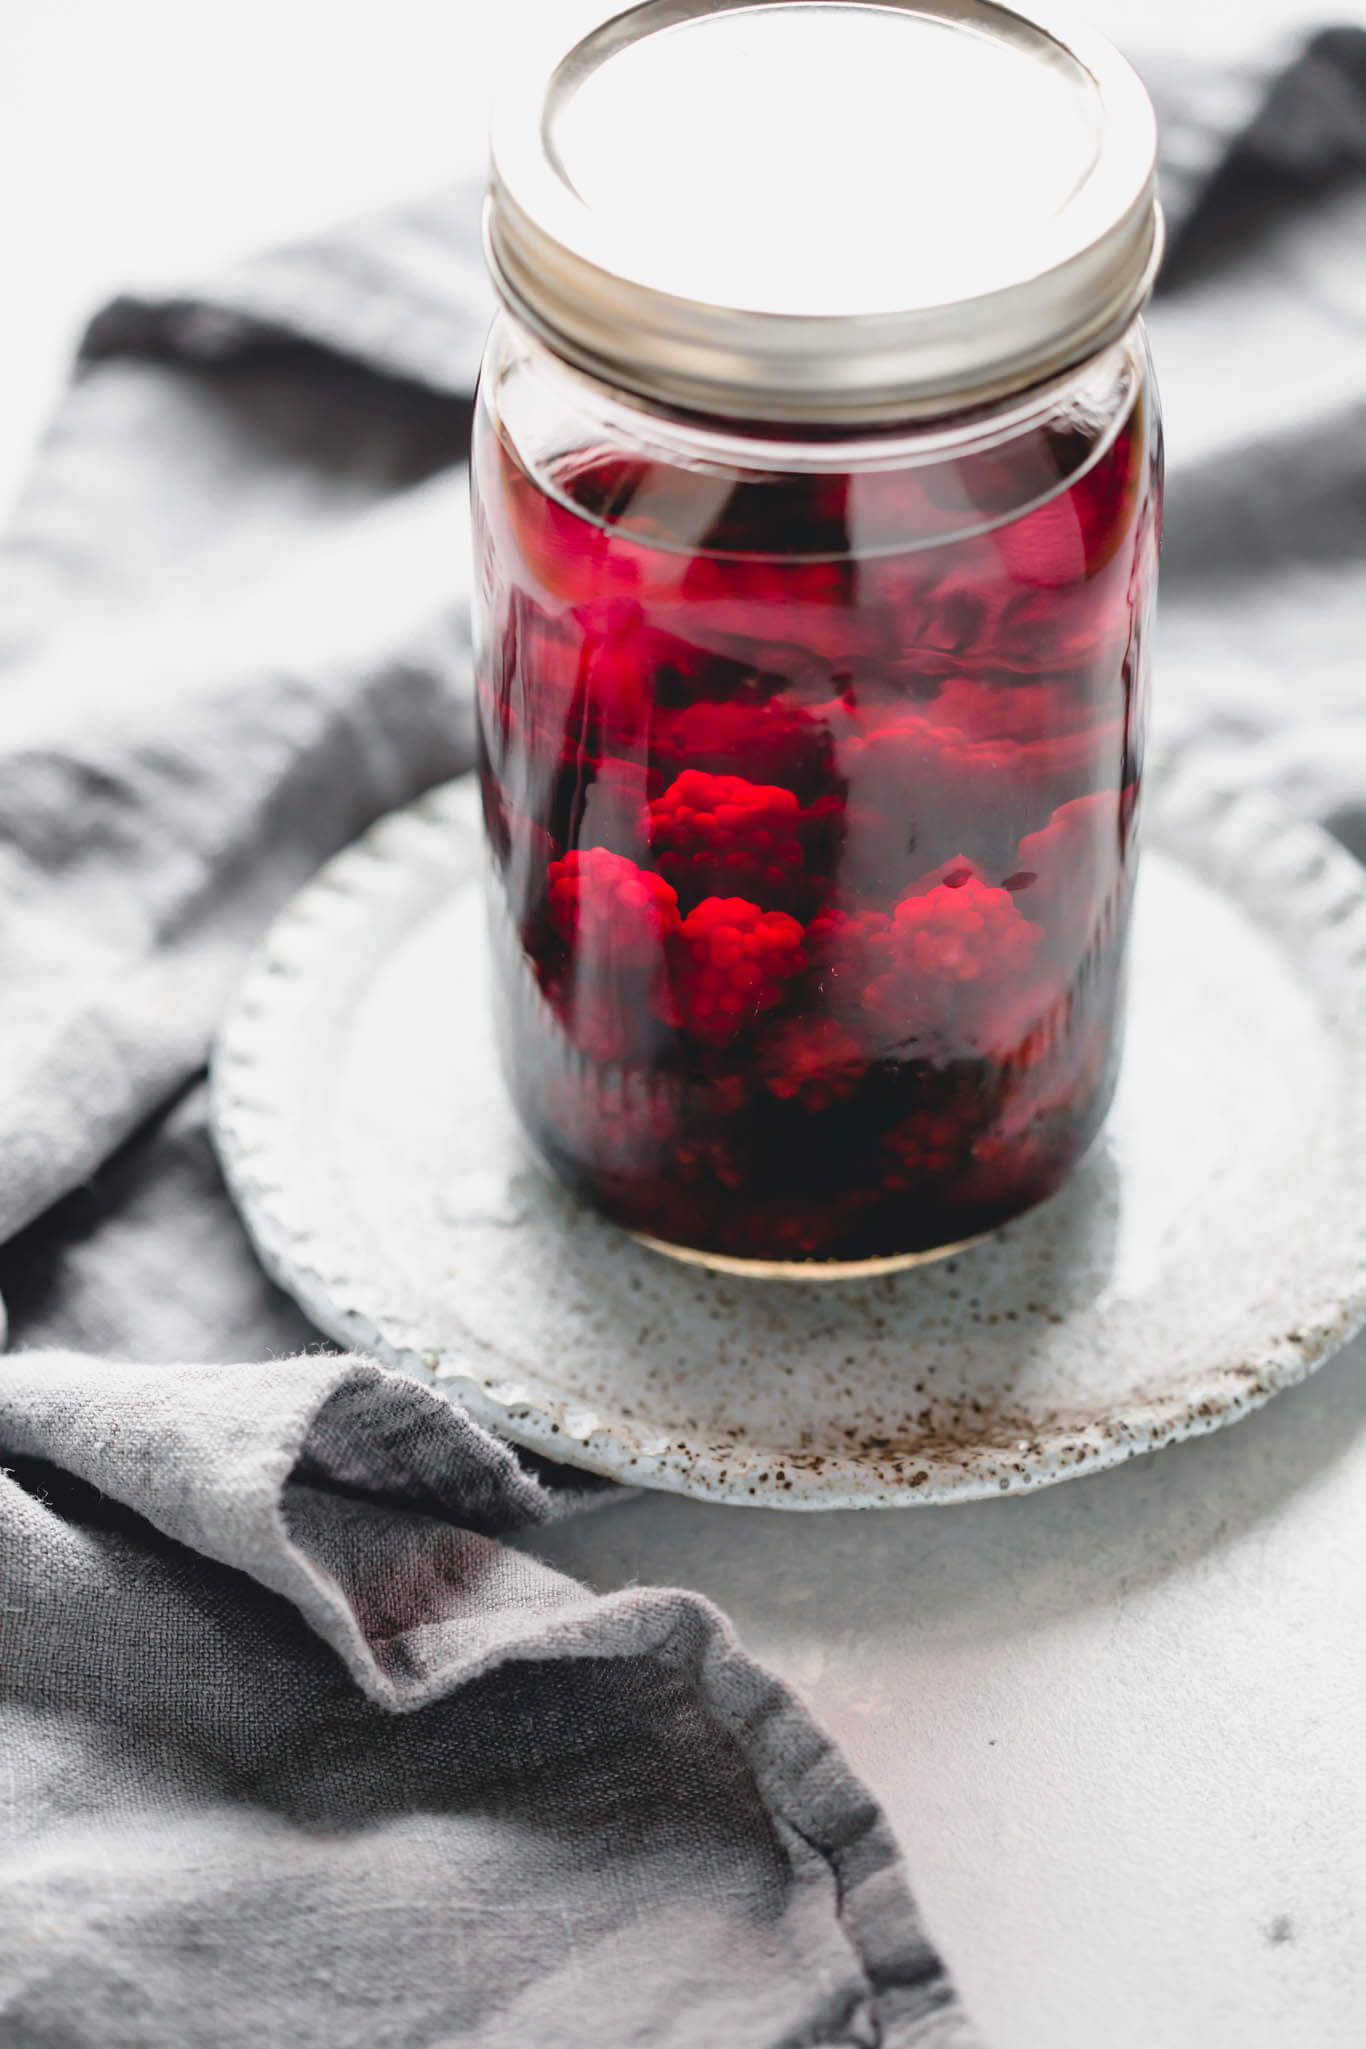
{"left": 214, "top": 769, "right": 1366, "bottom": 1508}
{"left": 10, "top": 1, "right": 1366, "bottom": 2040}
{"left": 519, "top": 1337, "right": 1366, "bottom": 2049}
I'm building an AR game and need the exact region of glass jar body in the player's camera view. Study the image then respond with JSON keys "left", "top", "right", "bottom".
{"left": 472, "top": 311, "right": 1162, "bottom": 1272}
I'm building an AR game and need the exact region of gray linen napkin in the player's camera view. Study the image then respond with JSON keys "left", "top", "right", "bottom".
{"left": 1, "top": 1352, "right": 971, "bottom": 2047}
{"left": 5, "top": 27, "right": 1366, "bottom": 2048}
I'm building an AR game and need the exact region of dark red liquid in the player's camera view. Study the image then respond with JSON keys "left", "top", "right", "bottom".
{"left": 474, "top": 385, "right": 1160, "bottom": 1265}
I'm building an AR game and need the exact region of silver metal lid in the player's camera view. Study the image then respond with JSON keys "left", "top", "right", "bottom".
{"left": 486, "top": 0, "right": 1161, "bottom": 424}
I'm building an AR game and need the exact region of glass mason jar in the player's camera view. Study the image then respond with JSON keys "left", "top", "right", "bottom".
{"left": 473, "top": 0, "right": 1163, "bottom": 1276}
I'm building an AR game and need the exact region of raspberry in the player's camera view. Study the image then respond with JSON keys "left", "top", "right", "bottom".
{"left": 541, "top": 851, "right": 679, "bottom": 1067}
{"left": 863, "top": 875, "right": 1043, "bottom": 1053}
{"left": 806, "top": 905, "right": 892, "bottom": 965}
{"left": 890, "top": 876, "right": 1039, "bottom": 985}
{"left": 644, "top": 770, "right": 805, "bottom": 906}
{"left": 546, "top": 850, "right": 681, "bottom": 962}
{"left": 663, "top": 896, "right": 806, "bottom": 1046}
{"left": 759, "top": 1016, "right": 866, "bottom": 1109}
{"left": 805, "top": 906, "right": 893, "bottom": 1040}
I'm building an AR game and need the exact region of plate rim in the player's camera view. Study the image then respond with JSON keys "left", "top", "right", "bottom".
{"left": 211, "top": 762, "right": 1366, "bottom": 1509}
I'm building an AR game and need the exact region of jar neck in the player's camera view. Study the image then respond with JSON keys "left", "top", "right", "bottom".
{"left": 479, "top": 307, "right": 1155, "bottom": 562}
{"left": 487, "top": 305, "right": 1150, "bottom": 477}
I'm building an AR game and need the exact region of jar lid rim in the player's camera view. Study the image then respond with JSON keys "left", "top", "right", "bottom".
{"left": 486, "top": 0, "right": 1161, "bottom": 424}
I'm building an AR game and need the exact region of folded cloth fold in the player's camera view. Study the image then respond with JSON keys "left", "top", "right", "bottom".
{"left": 0, "top": 188, "right": 492, "bottom": 1256}
{"left": 0, "top": 1351, "right": 975, "bottom": 2048}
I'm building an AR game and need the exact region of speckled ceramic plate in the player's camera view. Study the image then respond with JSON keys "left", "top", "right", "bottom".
{"left": 212, "top": 767, "right": 1366, "bottom": 1508}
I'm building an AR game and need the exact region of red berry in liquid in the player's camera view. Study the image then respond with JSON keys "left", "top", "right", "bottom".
{"left": 475, "top": 382, "right": 1156, "bottom": 1263}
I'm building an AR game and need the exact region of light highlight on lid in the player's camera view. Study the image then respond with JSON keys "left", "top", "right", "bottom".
{"left": 487, "top": 0, "right": 1160, "bottom": 421}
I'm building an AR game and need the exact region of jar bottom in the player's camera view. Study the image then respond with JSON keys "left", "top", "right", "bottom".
{"left": 627, "top": 1227, "right": 991, "bottom": 1281}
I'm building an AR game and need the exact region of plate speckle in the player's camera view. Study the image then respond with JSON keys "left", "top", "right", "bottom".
{"left": 211, "top": 769, "right": 1366, "bottom": 1508}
